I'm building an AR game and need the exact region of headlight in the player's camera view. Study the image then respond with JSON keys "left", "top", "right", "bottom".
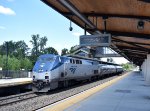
{"left": 45, "top": 76, "right": 49, "bottom": 79}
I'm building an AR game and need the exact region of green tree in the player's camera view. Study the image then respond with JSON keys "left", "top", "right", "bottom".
{"left": 69, "top": 46, "right": 76, "bottom": 54}
{"left": 14, "top": 41, "right": 29, "bottom": 58}
{"left": 0, "top": 40, "right": 33, "bottom": 71}
{"left": 30, "top": 34, "right": 48, "bottom": 64}
{"left": 30, "top": 34, "right": 48, "bottom": 56}
{"left": 0, "top": 45, "right": 4, "bottom": 55}
{"left": 30, "top": 34, "right": 40, "bottom": 57}
{"left": 8, "top": 57, "right": 20, "bottom": 70}
{"left": 20, "top": 58, "right": 32, "bottom": 70}
{"left": 61, "top": 48, "right": 69, "bottom": 56}
{"left": 1, "top": 56, "right": 20, "bottom": 70}
{"left": 0, "top": 41, "right": 15, "bottom": 56}
{"left": 1, "top": 55, "right": 8, "bottom": 70}
{"left": 39, "top": 36, "right": 48, "bottom": 53}
{"left": 0, "top": 55, "right": 32, "bottom": 71}
{"left": 122, "top": 62, "right": 134, "bottom": 71}
{"left": 0, "top": 41, "right": 29, "bottom": 59}
{"left": 0, "top": 55, "right": 3, "bottom": 68}
{"left": 44, "top": 47, "right": 58, "bottom": 55}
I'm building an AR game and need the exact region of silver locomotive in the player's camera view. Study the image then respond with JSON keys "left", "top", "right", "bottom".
{"left": 32, "top": 54, "right": 123, "bottom": 92}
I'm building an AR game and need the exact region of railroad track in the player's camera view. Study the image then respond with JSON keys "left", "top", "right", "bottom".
{"left": 0, "top": 91, "right": 43, "bottom": 106}
{"left": 36, "top": 74, "right": 121, "bottom": 110}
{"left": 0, "top": 73, "right": 126, "bottom": 111}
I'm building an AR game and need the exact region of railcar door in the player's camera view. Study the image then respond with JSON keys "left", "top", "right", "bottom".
{"left": 61, "top": 58, "right": 69, "bottom": 78}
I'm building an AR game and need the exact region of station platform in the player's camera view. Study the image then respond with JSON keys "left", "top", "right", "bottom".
{"left": 0, "top": 78, "right": 32, "bottom": 88}
{"left": 41, "top": 71, "right": 150, "bottom": 111}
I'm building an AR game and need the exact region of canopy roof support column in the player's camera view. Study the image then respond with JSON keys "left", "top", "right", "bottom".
{"left": 146, "top": 54, "right": 150, "bottom": 85}
{"left": 144, "top": 59, "right": 147, "bottom": 80}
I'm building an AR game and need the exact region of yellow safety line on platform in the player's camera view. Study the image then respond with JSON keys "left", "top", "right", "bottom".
{"left": 43, "top": 72, "right": 130, "bottom": 111}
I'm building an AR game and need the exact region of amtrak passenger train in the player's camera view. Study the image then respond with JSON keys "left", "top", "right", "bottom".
{"left": 32, "top": 54, "right": 123, "bottom": 92}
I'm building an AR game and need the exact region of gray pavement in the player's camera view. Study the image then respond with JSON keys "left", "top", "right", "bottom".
{"left": 65, "top": 71, "right": 150, "bottom": 111}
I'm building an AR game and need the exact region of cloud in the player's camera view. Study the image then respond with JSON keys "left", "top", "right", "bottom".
{"left": 0, "top": 5, "right": 16, "bottom": 15}
{"left": 0, "top": 26, "right": 6, "bottom": 30}
{"left": 72, "top": 32, "right": 81, "bottom": 37}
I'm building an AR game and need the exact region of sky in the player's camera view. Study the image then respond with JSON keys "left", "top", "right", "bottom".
{"left": 0, "top": 0, "right": 128, "bottom": 64}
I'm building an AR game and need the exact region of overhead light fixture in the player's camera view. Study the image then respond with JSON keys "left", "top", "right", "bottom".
{"left": 137, "top": 20, "right": 145, "bottom": 30}
{"left": 69, "top": 20, "right": 73, "bottom": 31}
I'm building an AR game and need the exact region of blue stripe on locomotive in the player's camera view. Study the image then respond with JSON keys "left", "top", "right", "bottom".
{"left": 33, "top": 54, "right": 70, "bottom": 72}
{"left": 51, "top": 56, "right": 70, "bottom": 71}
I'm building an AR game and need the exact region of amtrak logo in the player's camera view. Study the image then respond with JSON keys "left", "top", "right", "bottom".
{"left": 69, "top": 67, "right": 76, "bottom": 74}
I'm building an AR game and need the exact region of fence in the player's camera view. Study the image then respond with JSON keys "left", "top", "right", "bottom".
{"left": 0, "top": 70, "right": 32, "bottom": 79}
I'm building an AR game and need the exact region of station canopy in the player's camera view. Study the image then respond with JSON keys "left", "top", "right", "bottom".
{"left": 42, "top": 0, "right": 150, "bottom": 66}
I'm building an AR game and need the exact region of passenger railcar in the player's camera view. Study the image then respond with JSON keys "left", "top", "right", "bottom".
{"left": 32, "top": 54, "right": 123, "bottom": 92}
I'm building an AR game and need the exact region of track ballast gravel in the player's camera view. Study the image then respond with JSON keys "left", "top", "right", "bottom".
{"left": 0, "top": 74, "right": 122, "bottom": 111}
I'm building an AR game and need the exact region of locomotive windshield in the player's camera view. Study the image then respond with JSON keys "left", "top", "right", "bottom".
{"left": 38, "top": 57, "right": 55, "bottom": 63}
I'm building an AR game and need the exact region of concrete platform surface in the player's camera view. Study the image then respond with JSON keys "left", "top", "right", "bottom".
{"left": 65, "top": 71, "right": 150, "bottom": 111}
{"left": 0, "top": 78, "right": 32, "bottom": 88}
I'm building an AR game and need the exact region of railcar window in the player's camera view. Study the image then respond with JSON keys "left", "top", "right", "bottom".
{"left": 76, "top": 60, "right": 78, "bottom": 64}
{"left": 70, "top": 59, "right": 72, "bottom": 63}
{"left": 76, "top": 60, "right": 80, "bottom": 64}
{"left": 72, "top": 59, "right": 75, "bottom": 64}
{"left": 80, "top": 60, "right": 82, "bottom": 64}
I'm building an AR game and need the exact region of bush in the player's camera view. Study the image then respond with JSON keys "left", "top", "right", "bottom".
{"left": 0, "top": 55, "right": 33, "bottom": 70}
